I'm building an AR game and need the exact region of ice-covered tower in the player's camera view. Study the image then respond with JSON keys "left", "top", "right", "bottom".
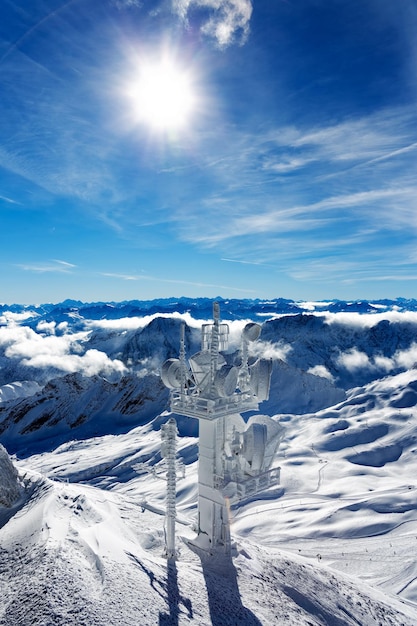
{"left": 161, "top": 303, "right": 282, "bottom": 552}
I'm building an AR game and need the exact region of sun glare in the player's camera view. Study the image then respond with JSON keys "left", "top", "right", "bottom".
{"left": 130, "top": 58, "right": 196, "bottom": 132}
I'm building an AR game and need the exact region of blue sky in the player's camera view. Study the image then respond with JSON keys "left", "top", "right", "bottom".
{"left": 0, "top": 0, "right": 416, "bottom": 304}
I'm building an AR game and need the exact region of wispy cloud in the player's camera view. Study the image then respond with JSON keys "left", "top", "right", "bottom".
{"left": 169, "top": 106, "right": 417, "bottom": 285}
{"left": 16, "top": 260, "right": 76, "bottom": 273}
{"left": 181, "top": 187, "right": 415, "bottom": 245}
{"left": 99, "top": 271, "right": 256, "bottom": 293}
{"left": 221, "top": 257, "right": 273, "bottom": 267}
{"left": 0, "top": 194, "right": 21, "bottom": 205}
{"left": 283, "top": 109, "right": 416, "bottom": 163}
{"left": 0, "top": 35, "right": 126, "bottom": 212}
{"left": 289, "top": 256, "right": 417, "bottom": 286}
{"left": 262, "top": 157, "right": 314, "bottom": 174}
{"left": 101, "top": 272, "right": 139, "bottom": 281}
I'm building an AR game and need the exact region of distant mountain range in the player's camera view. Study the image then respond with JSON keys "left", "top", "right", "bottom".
{"left": 2, "top": 296, "right": 417, "bottom": 325}
{"left": 2, "top": 298, "right": 417, "bottom": 455}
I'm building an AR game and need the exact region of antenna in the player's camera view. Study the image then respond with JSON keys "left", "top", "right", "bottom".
{"left": 179, "top": 322, "right": 187, "bottom": 402}
{"left": 209, "top": 302, "right": 220, "bottom": 398}
{"left": 238, "top": 322, "right": 261, "bottom": 392}
{"left": 161, "top": 304, "right": 277, "bottom": 552}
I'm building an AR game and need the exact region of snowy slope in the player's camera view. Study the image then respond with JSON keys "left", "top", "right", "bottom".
{"left": 0, "top": 372, "right": 168, "bottom": 456}
{"left": 2, "top": 301, "right": 417, "bottom": 624}
{"left": 2, "top": 368, "right": 416, "bottom": 623}
{"left": 0, "top": 381, "right": 41, "bottom": 404}
{"left": 1, "top": 449, "right": 416, "bottom": 626}
{"left": 0, "top": 445, "right": 23, "bottom": 507}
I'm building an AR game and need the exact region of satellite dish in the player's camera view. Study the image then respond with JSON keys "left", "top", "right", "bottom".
{"left": 243, "top": 322, "right": 261, "bottom": 342}
{"left": 161, "top": 359, "right": 183, "bottom": 389}
{"left": 243, "top": 423, "right": 267, "bottom": 472}
{"left": 189, "top": 351, "right": 227, "bottom": 393}
{"left": 249, "top": 359, "right": 272, "bottom": 401}
{"left": 214, "top": 364, "right": 239, "bottom": 398}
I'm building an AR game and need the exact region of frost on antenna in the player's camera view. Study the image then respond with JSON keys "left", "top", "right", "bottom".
{"left": 161, "top": 302, "right": 284, "bottom": 552}
{"left": 0, "top": 444, "right": 23, "bottom": 508}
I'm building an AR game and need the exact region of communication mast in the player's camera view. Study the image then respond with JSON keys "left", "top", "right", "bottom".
{"left": 161, "top": 303, "right": 282, "bottom": 552}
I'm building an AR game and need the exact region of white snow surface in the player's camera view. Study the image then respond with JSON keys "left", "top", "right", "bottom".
{"left": 2, "top": 368, "right": 417, "bottom": 624}
{"left": 2, "top": 306, "right": 417, "bottom": 623}
{"left": 0, "top": 381, "right": 42, "bottom": 404}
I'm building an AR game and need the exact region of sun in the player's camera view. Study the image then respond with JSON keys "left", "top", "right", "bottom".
{"left": 129, "top": 57, "right": 196, "bottom": 132}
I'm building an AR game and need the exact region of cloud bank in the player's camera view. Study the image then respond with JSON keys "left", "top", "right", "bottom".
{"left": 336, "top": 344, "right": 417, "bottom": 375}
{"left": 0, "top": 324, "right": 126, "bottom": 379}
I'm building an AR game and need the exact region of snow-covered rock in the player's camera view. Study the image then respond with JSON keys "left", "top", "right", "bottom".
{"left": 261, "top": 312, "right": 417, "bottom": 389}
{"left": 0, "top": 444, "right": 22, "bottom": 507}
{"left": 0, "top": 372, "right": 168, "bottom": 455}
{"left": 0, "top": 381, "right": 42, "bottom": 404}
{"left": 262, "top": 359, "right": 346, "bottom": 415}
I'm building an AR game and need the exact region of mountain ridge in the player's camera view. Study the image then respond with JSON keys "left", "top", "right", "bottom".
{"left": 3, "top": 296, "right": 417, "bottom": 325}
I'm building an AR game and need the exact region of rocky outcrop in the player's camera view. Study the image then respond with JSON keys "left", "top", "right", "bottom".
{"left": 0, "top": 444, "right": 22, "bottom": 507}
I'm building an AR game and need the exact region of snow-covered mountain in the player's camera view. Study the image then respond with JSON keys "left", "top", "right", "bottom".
{"left": 2, "top": 295, "right": 417, "bottom": 327}
{"left": 0, "top": 381, "right": 42, "bottom": 404}
{"left": 2, "top": 298, "right": 417, "bottom": 624}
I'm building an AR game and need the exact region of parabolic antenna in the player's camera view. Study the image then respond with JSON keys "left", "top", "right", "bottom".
{"left": 161, "top": 358, "right": 183, "bottom": 389}
{"left": 189, "top": 351, "right": 227, "bottom": 393}
{"left": 250, "top": 359, "right": 272, "bottom": 401}
{"left": 243, "top": 423, "right": 267, "bottom": 473}
{"left": 243, "top": 322, "right": 261, "bottom": 342}
{"left": 214, "top": 364, "right": 239, "bottom": 398}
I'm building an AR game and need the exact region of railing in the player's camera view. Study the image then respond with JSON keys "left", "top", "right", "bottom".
{"left": 236, "top": 467, "right": 281, "bottom": 500}
{"left": 170, "top": 390, "right": 259, "bottom": 420}
{"left": 213, "top": 466, "right": 281, "bottom": 502}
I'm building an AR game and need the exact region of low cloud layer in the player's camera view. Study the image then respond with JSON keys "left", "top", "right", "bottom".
{"left": 3, "top": 308, "right": 417, "bottom": 393}
{"left": 0, "top": 323, "right": 126, "bottom": 379}
{"left": 336, "top": 344, "right": 417, "bottom": 374}
{"left": 85, "top": 311, "right": 204, "bottom": 331}
{"left": 307, "top": 365, "right": 335, "bottom": 382}
{"left": 323, "top": 310, "right": 417, "bottom": 328}
{"left": 250, "top": 340, "right": 292, "bottom": 362}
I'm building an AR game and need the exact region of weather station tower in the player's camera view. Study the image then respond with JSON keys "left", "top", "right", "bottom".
{"left": 161, "top": 303, "right": 283, "bottom": 552}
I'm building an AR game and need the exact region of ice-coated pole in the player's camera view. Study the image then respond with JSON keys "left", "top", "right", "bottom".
{"left": 161, "top": 417, "right": 178, "bottom": 559}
